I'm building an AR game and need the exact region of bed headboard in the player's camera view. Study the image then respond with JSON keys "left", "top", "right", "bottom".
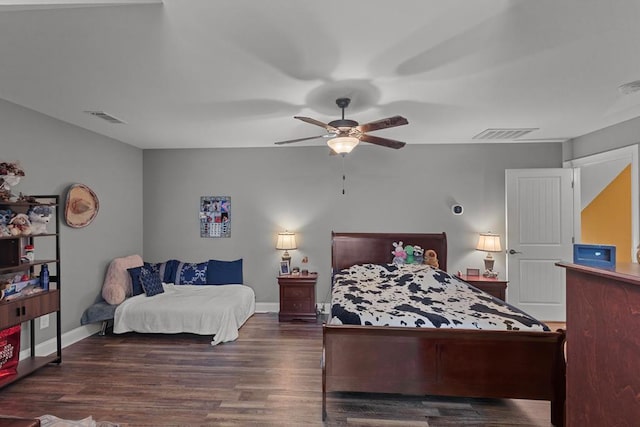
{"left": 331, "top": 232, "right": 448, "bottom": 272}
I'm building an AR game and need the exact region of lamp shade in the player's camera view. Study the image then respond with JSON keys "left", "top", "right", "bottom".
{"left": 476, "top": 232, "right": 502, "bottom": 252}
{"left": 276, "top": 231, "right": 297, "bottom": 250}
{"left": 327, "top": 136, "right": 359, "bottom": 154}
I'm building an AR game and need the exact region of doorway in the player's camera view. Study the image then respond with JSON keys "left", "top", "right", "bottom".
{"left": 564, "top": 145, "right": 639, "bottom": 262}
{"left": 505, "top": 168, "right": 574, "bottom": 321}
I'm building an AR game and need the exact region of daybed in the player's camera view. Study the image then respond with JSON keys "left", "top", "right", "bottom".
{"left": 322, "top": 232, "right": 566, "bottom": 426}
{"left": 81, "top": 255, "right": 255, "bottom": 345}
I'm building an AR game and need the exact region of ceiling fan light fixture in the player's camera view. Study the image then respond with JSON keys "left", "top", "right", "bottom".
{"left": 327, "top": 136, "right": 360, "bottom": 154}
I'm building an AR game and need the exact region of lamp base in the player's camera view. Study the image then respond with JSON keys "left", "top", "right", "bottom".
{"left": 281, "top": 250, "right": 291, "bottom": 264}
{"left": 483, "top": 257, "right": 497, "bottom": 278}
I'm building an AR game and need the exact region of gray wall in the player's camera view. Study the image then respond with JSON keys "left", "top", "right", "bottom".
{"left": 144, "top": 143, "right": 562, "bottom": 305}
{"left": 0, "top": 99, "right": 143, "bottom": 342}
{"left": 565, "top": 116, "right": 640, "bottom": 160}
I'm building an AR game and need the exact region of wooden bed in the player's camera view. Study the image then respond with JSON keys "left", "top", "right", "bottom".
{"left": 322, "top": 232, "right": 566, "bottom": 426}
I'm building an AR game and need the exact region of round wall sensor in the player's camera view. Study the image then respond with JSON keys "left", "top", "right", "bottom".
{"left": 451, "top": 204, "right": 463, "bottom": 215}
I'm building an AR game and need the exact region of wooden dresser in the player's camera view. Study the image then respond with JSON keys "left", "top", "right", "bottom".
{"left": 557, "top": 262, "right": 640, "bottom": 426}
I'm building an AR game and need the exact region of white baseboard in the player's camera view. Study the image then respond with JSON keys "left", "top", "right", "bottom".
{"left": 18, "top": 301, "right": 331, "bottom": 360}
{"left": 255, "top": 302, "right": 279, "bottom": 313}
{"left": 20, "top": 323, "right": 101, "bottom": 360}
{"left": 255, "top": 302, "right": 330, "bottom": 314}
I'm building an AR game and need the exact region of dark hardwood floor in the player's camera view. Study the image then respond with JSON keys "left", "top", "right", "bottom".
{"left": 0, "top": 314, "right": 560, "bottom": 426}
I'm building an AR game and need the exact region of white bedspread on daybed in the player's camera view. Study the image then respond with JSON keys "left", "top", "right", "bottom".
{"left": 113, "top": 283, "right": 255, "bottom": 345}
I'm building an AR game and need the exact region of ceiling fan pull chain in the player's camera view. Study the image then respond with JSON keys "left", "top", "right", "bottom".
{"left": 341, "top": 154, "right": 346, "bottom": 195}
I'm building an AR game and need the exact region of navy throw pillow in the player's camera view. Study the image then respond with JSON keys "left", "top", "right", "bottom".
{"left": 127, "top": 265, "right": 145, "bottom": 296}
{"left": 162, "top": 259, "right": 180, "bottom": 283}
{"left": 207, "top": 259, "right": 243, "bottom": 285}
{"left": 139, "top": 266, "right": 164, "bottom": 297}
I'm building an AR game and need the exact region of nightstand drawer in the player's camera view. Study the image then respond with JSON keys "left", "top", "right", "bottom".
{"left": 282, "top": 286, "right": 312, "bottom": 299}
{"left": 281, "top": 298, "right": 313, "bottom": 313}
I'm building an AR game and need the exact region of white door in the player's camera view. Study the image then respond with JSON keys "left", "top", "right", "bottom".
{"left": 505, "top": 169, "right": 575, "bottom": 321}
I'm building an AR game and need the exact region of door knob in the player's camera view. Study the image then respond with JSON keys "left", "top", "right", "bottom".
{"left": 508, "top": 249, "right": 522, "bottom": 255}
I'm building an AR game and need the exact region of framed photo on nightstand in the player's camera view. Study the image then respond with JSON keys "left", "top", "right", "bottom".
{"left": 466, "top": 268, "right": 481, "bottom": 277}
{"left": 279, "top": 260, "right": 290, "bottom": 275}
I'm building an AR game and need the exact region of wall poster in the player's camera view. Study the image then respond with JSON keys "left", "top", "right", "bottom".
{"left": 199, "top": 196, "right": 231, "bottom": 238}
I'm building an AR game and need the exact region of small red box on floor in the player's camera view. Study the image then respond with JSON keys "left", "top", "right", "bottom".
{"left": 0, "top": 325, "right": 21, "bottom": 378}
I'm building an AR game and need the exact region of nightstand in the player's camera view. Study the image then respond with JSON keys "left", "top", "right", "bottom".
{"left": 278, "top": 273, "right": 317, "bottom": 322}
{"left": 457, "top": 274, "right": 508, "bottom": 301}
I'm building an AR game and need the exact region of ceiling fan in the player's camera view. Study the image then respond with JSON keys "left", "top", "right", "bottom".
{"left": 274, "top": 98, "right": 409, "bottom": 154}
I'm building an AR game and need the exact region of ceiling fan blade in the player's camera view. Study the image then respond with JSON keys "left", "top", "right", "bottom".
{"left": 356, "top": 116, "right": 409, "bottom": 133}
{"left": 274, "top": 134, "right": 327, "bottom": 145}
{"left": 360, "top": 133, "right": 407, "bottom": 149}
{"left": 294, "top": 116, "right": 339, "bottom": 133}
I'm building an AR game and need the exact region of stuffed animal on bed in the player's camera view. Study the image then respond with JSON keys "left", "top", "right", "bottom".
{"left": 413, "top": 246, "right": 424, "bottom": 264}
{"left": 425, "top": 249, "right": 439, "bottom": 269}
{"left": 392, "top": 241, "right": 407, "bottom": 265}
{"left": 404, "top": 245, "right": 415, "bottom": 264}
{"left": 0, "top": 208, "right": 12, "bottom": 237}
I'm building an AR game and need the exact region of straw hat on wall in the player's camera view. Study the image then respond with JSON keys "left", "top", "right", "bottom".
{"left": 65, "top": 184, "right": 99, "bottom": 228}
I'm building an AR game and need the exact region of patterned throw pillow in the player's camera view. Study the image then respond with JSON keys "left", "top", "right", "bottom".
{"left": 175, "top": 262, "right": 208, "bottom": 285}
{"left": 139, "top": 266, "right": 164, "bottom": 297}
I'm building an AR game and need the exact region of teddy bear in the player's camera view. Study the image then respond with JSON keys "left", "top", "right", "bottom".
{"left": 413, "top": 246, "right": 424, "bottom": 264}
{"left": 0, "top": 208, "right": 13, "bottom": 237}
{"left": 425, "top": 249, "right": 439, "bottom": 269}
{"left": 392, "top": 241, "right": 407, "bottom": 265}
{"left": 8, "top": 213, "right": 32, "bottom": 236}
{"left": 27, "top": 205, "right": 53, "bottom": 235}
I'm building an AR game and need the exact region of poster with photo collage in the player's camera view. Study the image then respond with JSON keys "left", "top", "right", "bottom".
{"left": 199, "top": 196, "right": 231, "bottom": 238}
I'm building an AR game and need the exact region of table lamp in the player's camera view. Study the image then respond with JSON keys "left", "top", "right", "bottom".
{"left": 476, "top": 232, "right": 502, "bottom": 277}
{"left": 276, "top": 231, "right": 297, "bottom": 263}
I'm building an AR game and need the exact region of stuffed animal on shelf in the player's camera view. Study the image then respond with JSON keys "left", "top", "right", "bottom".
{"left": 392, "top": 241, "right": 407, "bottom": 265}
{"left": 425, "top": 249, "right": 439, "bottom": 269}
{"left": 27, "top": 205, "right": 53, "bottom": 235}
{"left": 8, "top": 213, "right": 32, "bottom": 236}
{"left": 0, "top": 208, "right": 13, "bottom": 237}
{"left": 413, "top": 246, "right": 424, "bottom": 264}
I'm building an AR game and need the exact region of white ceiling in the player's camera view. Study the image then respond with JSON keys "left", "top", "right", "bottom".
{"left": 1, "top": 0, "right": 640, "bottom": 149}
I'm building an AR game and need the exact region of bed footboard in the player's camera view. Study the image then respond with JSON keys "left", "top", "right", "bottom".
{"left": 322, "top": 324, "right": 566, "bottom": 426}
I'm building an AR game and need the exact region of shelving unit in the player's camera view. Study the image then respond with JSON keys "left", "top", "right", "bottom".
{"left": 0, "top": 195, "right": 61, "bottom": 388}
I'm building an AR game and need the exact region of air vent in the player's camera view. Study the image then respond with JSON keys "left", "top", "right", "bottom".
{"left": 618, "top": 80, "right": 640, "bottom": 95}
{"left": 473, "top": 128, "right": 538, "bottom": 140}
{"left": 84, "top": 111, "right": 126, "bottom": 124}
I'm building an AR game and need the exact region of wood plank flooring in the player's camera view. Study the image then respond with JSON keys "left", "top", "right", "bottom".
{"left": 0, "top": 314, "right": 562, "bottom": 426}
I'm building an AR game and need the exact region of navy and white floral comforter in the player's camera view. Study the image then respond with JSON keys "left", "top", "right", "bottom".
{"left": 330, "top": 263, "right": 549, "bottom": 331}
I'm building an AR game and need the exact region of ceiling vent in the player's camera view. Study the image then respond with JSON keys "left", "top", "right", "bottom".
{"left": 473, "top": 128, "right": 538, "bottom": 140}
{"left": 84, "top": 111, "right": 126, "bottom": 124}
